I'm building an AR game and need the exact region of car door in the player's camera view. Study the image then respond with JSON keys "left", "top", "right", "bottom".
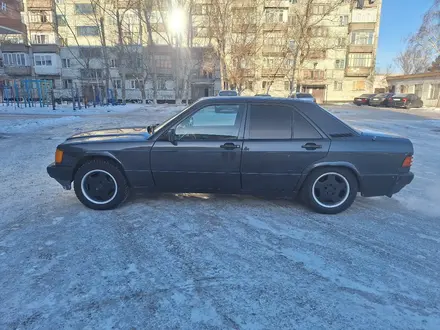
{"left": 240, "top": 103, "right": 330, "bottom": 194}
{"left": 150, "top": 103, "right": 246, "bottom": 192}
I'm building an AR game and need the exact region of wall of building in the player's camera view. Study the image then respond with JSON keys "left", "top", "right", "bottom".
{"left": 388, "top": 75, "right": 440, "bottom": 108}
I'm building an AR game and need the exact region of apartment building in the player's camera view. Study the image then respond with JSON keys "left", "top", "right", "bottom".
{"left": 1, "top": 0, "right": 381, "bottom": 103}
{"left": 188, "top": 0, "right": 382, "bottom": 102}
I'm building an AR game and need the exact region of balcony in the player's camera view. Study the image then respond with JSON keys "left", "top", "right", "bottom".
{"left": 349, "top": 22, "right": 376, "bottom": 32}
{"left": 261, "top": 68, "right": 285, "bottom": 77}
{"left": 32, "top": 44, "right": 60, "bottom": 53}
{"left": 263, "top": 22, "right": 288, "bottom": 31}
{"left": 4, "top": 66, "right": 32, "bottom": 76}
{"left": 1, "top": 43, "right": 29, "bottom": 52}
{"left": 348, "top": 44, "right": 374, "bottom": 53}
{"left": 264, "top": 0, "right": 290, "bottom": 8}
{"left": 28, "top": 22, "right": 54, "bottom": 32}
{"left": 27, "top": 0, "right": 54, "bottom": 10}
{"left": 345, "top": 67, "right": 372, "bottom": 77}
{"left": 262, "top": 45, "right": 286, "bottom": 55}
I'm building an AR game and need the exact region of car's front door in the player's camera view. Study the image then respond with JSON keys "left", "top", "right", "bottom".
{"left": 151, "top": 103, "right": 246, "bottom": 192}
{"left": 241, "top": 103, "right": 330, "bottom": 194}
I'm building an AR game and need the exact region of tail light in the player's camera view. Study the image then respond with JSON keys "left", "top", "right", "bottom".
{"left": 402, "top": 98, "right": 407, "bottom": 102}
{"left": 388, "top": 97, "right": 393, "bottom": 101}
{"left": 402, "top": 155, "right": 413, "bottom": 168}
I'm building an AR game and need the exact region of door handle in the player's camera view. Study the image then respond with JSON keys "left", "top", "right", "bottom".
{"left": 301, "top": 143, "right": 322, "bottom": 150}
{"left": 220, "top": 143, "right": 241, "bottom": 150}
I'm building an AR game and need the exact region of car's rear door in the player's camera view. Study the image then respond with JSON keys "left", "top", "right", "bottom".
{"left": 240, "top": 103, "right": 330, "bottom": 194}
{"left": 150, "top": 102, "right": 246, "bottom": 192}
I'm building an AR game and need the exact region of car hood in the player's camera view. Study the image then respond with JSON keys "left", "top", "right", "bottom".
{"left": 66, "top": 127, "right": 151, "bottom": 143}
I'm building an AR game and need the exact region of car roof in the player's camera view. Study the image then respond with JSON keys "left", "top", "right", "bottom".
{"left": 193, "top": 97, "right": 358, "bottom": 136}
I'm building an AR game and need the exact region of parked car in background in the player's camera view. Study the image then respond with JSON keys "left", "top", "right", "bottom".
{"left": 289, "top": 93, "right": 316, "bottom": 102}
{"left": 47, "top": 97, "right": 414, "bottom": 214}
{"left": 390, "top": 94, "right": 424, "bottom": 109}
{"left": 255, "top": 94, "right": 271, "bottom": 97}
{"left": 353, "top": 94, "right": 376, "bottom": 106}
{"left": 369, "top": 93, "right": 395, "bottom": 107}
{"left": 218, "top": 90, "right": 238, "bottom": 96}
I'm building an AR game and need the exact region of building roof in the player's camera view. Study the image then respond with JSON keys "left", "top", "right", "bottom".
{"left": 387, "top": 72, "right": 440, "bottom": 82}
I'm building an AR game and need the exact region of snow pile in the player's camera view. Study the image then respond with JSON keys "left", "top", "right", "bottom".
{"left": 0, "top": 116, "right": 81, "bottom": 133}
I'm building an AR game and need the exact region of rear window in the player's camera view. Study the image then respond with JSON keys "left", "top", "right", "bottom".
{"left": 393, "top": 94, "right": 409, "bottom": 97}
{"left": 248, "top": 104, "right": 292, "bottom": 139}
{"left": 359, "top": 94, "right": 374, "bottom": 97}
{"left": 375, "top": 93, "right": 386, "bottom": 97}
{"left": 218, "top": 90, "right": 238, "bottom": 96}
{"left": 296, "top": 93, "right": 313, "bottom": 98}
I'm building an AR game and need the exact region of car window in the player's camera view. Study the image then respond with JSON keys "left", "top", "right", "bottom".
{"left": 175, "top": 104, "right": 244, "bottom": 140}
{"left": 293, "top": 112, "right": 322, "bottom": 139}
{"left": 248, "top": 104, "right": 292, "bottom": 139}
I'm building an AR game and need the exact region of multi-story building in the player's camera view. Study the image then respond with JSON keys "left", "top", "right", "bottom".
{"left": 1, "top": 0, "right": 381, "bottom": 103}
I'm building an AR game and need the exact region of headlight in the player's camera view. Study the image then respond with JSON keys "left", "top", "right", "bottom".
{"left": 55, "top": 149, "right": 64, "bottom": 164}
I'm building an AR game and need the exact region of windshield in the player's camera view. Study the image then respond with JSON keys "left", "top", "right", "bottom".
{"left": 218, "top": 90, "right": 238, "bottom": 96}
{"left": 296, "top": 93, "right": 313, "bottom": 98}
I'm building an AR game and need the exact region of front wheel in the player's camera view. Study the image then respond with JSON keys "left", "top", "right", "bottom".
{"left": 74, "top": 159, "right": 129, "bottom": 210}
{"left": 301, "top": 168, "right": 358, "bottom": 214}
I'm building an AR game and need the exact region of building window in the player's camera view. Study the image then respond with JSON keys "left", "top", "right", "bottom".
{"left": 114, "top": 79, "right": 122, "bottom": 89}
{"left": 308, "top": 26, "right": 328, "bottom": 37}
{"left": 3, "top": 53, "right": 26, "bottom": 66}
{"left": 57, "top": 15, "right": 67, "bottom": 26}
{"left": 348, "top": 53, "right": 372, "bottom": 67}
{"left": 155, "top": 55, "right": 172, "bottom": 69}
{"left": 32, "top": 34, "right": 49, "bottom": 44}
{"left": 414, "top": 84, "right": 423, "bottom": 98}
{"left": 312, "top": 5, "right": 329, "bottom": 15}
{"left": 60, "top": 37, "right": 68, "bottom": 46}
{"left": 302, "top": 70, "right": 325, "bottom": 80}
{"left": 351, "top": 30, "right": 374, "bottom": 45}
{"left": 62, "top": 58, "right": 71, "bottom": 68}
{"left": 339, "top": 15, "right": 349, "bottom": 26}
{"left": 336, "top": 37, "right": 346, "bottom": 48}
{"left": 352, "top": 81, "right": 366, "bottom": 91}
{"left": 334, "top": 81, "right": 343, "bottom": 91}
{"left": 429, "top": 84, "right": 440, "bottom": 99}
{"left": 289, "top": 0, "right": 297, "bottom": 3}
{"left": 76, "top": 26, "right": 99, "bottom": 36}
{"left": 262, "top": 81, "right": 270, "bottom": 89}
{"left": 246, "top": 81, "right": 253, "bottom": 90}
{"left": 34, "top": 55, "right": 52, "bottom": 66}
{"left": 29, "top": 11, "right": 49, "bottom": 23}
{"left": 335, "top": 59, "right": 345, "bottom": 69}
{"left": 62, "top": 79, "right": 72, "bottom": 89}
{"left": 265, "top": 9, "right": 285, "bottom": 23}
{"left": 130, "top": 80, "right": 143, "bottom": 89}
{"left": 75, "top": 4, "right": 94, "bottom": 15}
{"left": 110, "top": 59, "right": 117, "bottom": 68}
{"left": 284, "top": 81, "right": 290, "bottom": 91}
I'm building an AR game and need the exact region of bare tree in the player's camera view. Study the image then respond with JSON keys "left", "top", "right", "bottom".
{"left": 410, "top": 0, "right": 440, "bottom": 58}
{"left": 395, "top": 44, "right": 431, "bottom": 75}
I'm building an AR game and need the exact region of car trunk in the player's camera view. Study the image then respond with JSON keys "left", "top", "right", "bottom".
{"left": 392, "top": 96, "right": 408, "bottom": 107}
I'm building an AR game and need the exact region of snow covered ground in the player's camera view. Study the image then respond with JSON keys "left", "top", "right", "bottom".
{"left": 0, "top": 104, "right": 439, "bottom": 329}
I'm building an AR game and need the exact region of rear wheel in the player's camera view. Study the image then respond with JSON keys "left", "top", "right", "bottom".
{"left": 74, "top": 159, "right": 129, "bottom": 210}
{"left": 301, "top": 168, "right": 358, "bottom": 214}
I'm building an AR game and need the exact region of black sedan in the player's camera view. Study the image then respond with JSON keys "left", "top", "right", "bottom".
{"left": 353, "top": 94, "right": 376, "bottom": 106}
{"left": 47, "top": 97, "right": 414, "bottom": 214}
{"left": 390, "top": 94, "right": 424, "bottom": 109}
{"left": 369, "top": 93, "right": 395, "bottom": 107}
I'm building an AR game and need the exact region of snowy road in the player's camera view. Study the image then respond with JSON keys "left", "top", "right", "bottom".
{"left": 0, "top": 104, "right": 439, "bottom": 329}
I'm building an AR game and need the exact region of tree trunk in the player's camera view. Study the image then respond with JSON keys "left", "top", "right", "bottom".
{"left": 144, "top": 3, "right": 157, "bottom": 104}
{"left": 99, "top": 17, "right": 110, "bottom": 104}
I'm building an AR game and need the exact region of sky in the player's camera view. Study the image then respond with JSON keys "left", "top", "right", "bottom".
{"left": 376, "top": 0, "right": 434, "bottom": 73}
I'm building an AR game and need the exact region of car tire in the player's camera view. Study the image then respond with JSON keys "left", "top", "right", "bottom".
{"left": 74, "top": 159, "right": 129, "bottom": 210}
{"left": 300, "top": 167, "right": 358, "bottom": 214}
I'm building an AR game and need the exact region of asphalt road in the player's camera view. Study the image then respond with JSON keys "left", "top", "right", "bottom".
{"left": 0, "top": 105, "right": 439, "bottom": 329}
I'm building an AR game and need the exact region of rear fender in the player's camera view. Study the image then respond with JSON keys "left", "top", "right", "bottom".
{"left": 296, "top": 161, "right": 361, "bottom": 191}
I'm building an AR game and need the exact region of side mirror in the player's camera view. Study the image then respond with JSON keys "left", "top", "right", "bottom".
{"left": 168, "top": 128, "right": 176, "bottom": 145}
